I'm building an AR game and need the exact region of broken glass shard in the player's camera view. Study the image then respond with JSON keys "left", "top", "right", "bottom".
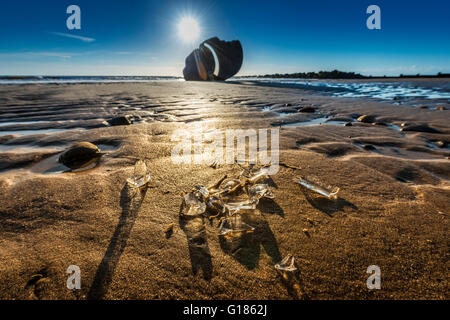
{"left": 208, "top": 174, "right": 227, "bottom": 193}
{"left": 238, "top": 166, "right": 252, "bottom": 180}
{"left": 181, "top": 192, "right": 207, "bottom": 216}
{"left": 275, "top": 254, "right": 297, "bottom": 272}
{"left": 224, "top": 198, "right": 259, "bottom": 214}
{"left": 193, "top": 185, "right": 209, "bottom": 199}
{"left": 247, "top": 167, "right": 270, "bottom": 184}
{"left": 295, "top": 176, "right": 340, "bottom": 199}
{"left": 218, "top": 215, "right": 255, "bottom": 236}
{"left": 219, "top": 179, "right": 242, "bottom": 195}
{"left": 247, "top": 184, "right": 274, "bottom": 199}
{"left": 206, "top": 196, "right": 225, "bottom": 215}
{"left": 127, "top": 159, "right": 151, "bottom": 188}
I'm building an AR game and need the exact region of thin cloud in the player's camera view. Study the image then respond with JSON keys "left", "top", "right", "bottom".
{"left": 0, "top": 51, "right": 75, "bottom": 59}
{"left": 39, "top": 52, "right": 72, "bottom": 59}
{"left": 51, "top": 32, "right": 95, "bottom": 43}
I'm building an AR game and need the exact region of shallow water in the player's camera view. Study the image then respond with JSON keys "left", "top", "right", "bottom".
{"left": 0, "top": 128, "right": 86, "bottom": 136}
{"left": 28, "top": 153, "right": 101, "bottom": 175}
{"left": 236, "top": 78, "right": 450, "bottom": 105}
{"left": 281, "top": 117, "right": 347, "bottom": 127}
{"left": 28, "top": 154, "right": 68, "bottom": 174}
{"left": 0, "top": 144, "right": 63, "bottom": 153}
{"left": 0, "top": 120, "right": 50, "bottom": 127}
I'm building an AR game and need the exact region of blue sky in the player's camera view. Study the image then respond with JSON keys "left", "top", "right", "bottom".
{"left": 0, "top": 0, "right": 449, "bottom": 76}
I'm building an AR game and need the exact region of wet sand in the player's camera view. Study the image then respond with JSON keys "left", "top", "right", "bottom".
{"left": 0, "top": 81, "right": 449, "bottom": 299}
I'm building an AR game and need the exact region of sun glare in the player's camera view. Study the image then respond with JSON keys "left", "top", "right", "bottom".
{"left": 178, "top": 17, "right": 200, "bottom": 43}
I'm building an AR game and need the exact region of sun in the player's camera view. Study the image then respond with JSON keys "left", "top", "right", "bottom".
{"left": 177, "top": 17, "right": 200, "bottom": 43}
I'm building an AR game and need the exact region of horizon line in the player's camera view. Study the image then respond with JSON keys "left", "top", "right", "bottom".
{"left": 1, "top": 72, "right": 449, "bottom": 78}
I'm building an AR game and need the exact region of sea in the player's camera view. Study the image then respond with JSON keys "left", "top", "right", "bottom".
{"left": 1, "top": 76, "right": 449, "bottom": 106}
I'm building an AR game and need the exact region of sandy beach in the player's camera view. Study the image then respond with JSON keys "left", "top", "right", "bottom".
{"left": 0, "top": 80, "right": 448, "bottom": 300}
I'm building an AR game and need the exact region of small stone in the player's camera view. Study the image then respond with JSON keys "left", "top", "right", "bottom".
{"left": 303, "top": 228, "right": 311, "bottom": 237}
{"left": 435, "top": 141, "right": 446, "bottom": 148}
{"left": 298, "top": 106, "right": 315, "bottom": 113}
{"left": 435, "top": 105, "right": 446, "bottom": 111}
{"left": 357, "top": 114, "right": 376, "bottom": 123}
{"left": 363, "top": 144, "right": 377, "bottom": 151}
{"left": 107, "top": 115, "right": 133, "bottom": 126}
{"left": 344, "top": 122, "right": 352, "bottom": 127}
{"left": 165, "top": 223, "right": 175, "bottom": 238}
{"left": 58, "top": 142, "right": 102, "bottom": 169}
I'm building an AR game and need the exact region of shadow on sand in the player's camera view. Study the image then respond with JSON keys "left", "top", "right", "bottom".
{"left": 179, "top": 205, "right": 213, "bottom": 280}
{"left": 87, "top": 183, "right": 148, "bottom": 300}
{"left": 219, "top": 213, "right": 281, "bottom": 270}
{"left": 301, "top": 188, "right": 357, "bottom": 217}
{"left": 257, "top": 198, "right": 285, "bottom": 217}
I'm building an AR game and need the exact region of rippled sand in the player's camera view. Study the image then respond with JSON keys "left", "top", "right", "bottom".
{"left": 0, "top": 81, "right": 448, "bottom": 299}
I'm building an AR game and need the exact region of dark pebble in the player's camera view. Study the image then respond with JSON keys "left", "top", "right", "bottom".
{"left": 58, "top": 142, "right": 102, "bottom": 169}
{"left": 357, "top": 115, "right": 376, "bottom": 123}
{"left": 363, "top": 144, "right": 377, "bottom": 151}
{"left": 107, "top": 115, "right": 133, "bottom": 126}
{"left": 298, "top": 107, "right": 315, "bottom": 113}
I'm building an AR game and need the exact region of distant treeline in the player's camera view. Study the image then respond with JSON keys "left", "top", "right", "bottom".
{"left": 238, "top": 70, "right": 450, "bottom": 79}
